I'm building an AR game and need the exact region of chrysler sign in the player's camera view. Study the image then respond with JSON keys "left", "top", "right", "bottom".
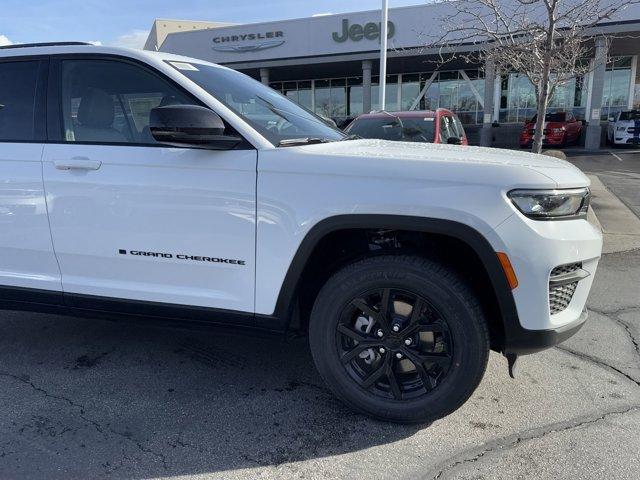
{"left": 212, "top": 30, "right": 285, "bottom": 52}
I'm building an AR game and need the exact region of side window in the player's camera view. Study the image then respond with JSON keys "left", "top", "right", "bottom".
{"left": 439, "top": 116, "right": 454, "bottom": 143}
{"left": 0, "top": 60, "right": 42, "bottom": 141}
{"left": 452, "top": 116, "right": 465, "bottom": 138}
{"left": 60, "top": 59, "right": 196, "bottom": 144}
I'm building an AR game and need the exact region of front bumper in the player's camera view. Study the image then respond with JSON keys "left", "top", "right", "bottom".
{"left": 519, "top": 134, "right": 565, "bottom": 147}
{"left": 613, "top": 133, "right": 640, "bottom": 145}
{"left": 503, "top": 308, "right": 588, "bottom": 354}
{"left": 487, "top": 211, "right": 602, "bottom": 354}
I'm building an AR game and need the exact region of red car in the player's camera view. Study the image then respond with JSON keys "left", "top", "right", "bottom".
{"left": 519, "top": 111, "right": 583, "bottom": 148}
{"left": 344, "top": 108, "right": 469, "bottom": 145}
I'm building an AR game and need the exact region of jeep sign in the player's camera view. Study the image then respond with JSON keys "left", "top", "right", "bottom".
{"left": 332, "top": 19, "right": 396, "bottom": 43}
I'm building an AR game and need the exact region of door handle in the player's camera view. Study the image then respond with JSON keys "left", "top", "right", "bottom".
{"left": 54, "top": 157, "right": 102, "bottom": 171}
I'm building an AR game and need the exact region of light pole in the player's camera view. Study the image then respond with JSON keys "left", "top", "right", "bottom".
{"left": 379, "top": 0, "right": 388, "bottom": 111}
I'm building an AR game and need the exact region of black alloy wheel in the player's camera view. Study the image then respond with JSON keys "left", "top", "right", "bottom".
{"left": 336, "top": 288, "right": 453, "bottom": 401}
{"left": 309, "top": 255, "right": 490, "bottom": 423}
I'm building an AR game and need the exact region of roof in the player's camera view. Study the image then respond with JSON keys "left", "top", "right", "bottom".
{"left": 0, "top": 43, "right": 230, "bottom": 71}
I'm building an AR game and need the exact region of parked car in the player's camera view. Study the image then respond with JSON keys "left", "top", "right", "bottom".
{"left": 519, "top": 111, "right": 583, "bottom": 148}
{"left": 0, "top": 42, "right": 601, "bottom": 423}
{"left": 344, "top": 108, "right": 468, "bottom": 145}
{"left": 606, "top": 110, "right": 640, "bottom": 147}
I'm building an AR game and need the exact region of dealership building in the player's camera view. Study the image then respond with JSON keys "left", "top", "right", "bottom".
{"left": 146, "top": 2, "right": 640, "bottom": 147}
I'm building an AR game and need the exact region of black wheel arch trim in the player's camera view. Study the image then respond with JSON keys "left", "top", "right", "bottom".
{"left": 265, "top": 214, "right": 528, "bottom": 352}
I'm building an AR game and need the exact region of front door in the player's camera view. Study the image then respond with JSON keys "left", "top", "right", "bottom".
{"left": 42, "top": 57, "right": 257, "bottom": 315}
{"left": 0, "top": 58, "right": 63, "bottom": 297}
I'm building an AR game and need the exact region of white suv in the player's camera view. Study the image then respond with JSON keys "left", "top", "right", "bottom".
{"left": 0, "top": 43, "right": 602, "bottom": 423}
{"left": 607, "top": 110, "right": 640, "bottom": 146}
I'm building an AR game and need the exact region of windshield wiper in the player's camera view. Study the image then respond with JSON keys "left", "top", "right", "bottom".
{"left": 278, "top": 137, "right": 333, "bottom": 147}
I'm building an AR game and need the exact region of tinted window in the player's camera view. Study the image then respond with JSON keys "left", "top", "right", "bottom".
{"left": 0, "top": 61, "right": 41, "bottom": 141}
{"left": 619, "top": 110, "right": 640, "bottom": 121}
{"left": 346, "top": 117, "right": 436, "bottom": 142}
{"left": 60, "top": 59, "right": 196, "bottom": 144}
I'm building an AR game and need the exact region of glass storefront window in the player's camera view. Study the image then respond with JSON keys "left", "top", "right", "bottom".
{"left": 371, "top": 75, "right": 399, "bottom": 112}
{"left": 283, "top": 81, "right": 298, "bottom": 103}
{"left": 330, "top": 79, "right": 347, "bottom": 116}
{"left": 438, "top": 71, "right": 458, "bottom": 110}
{"left": 400, "top": 74, "right": 420, "bottom": 110}
{"left": 314, "top": 79, "right": 331, "bottom": 118}
{"left": 347, "top": 77, "right": 363, "bottom": 116}
{"left": 269, "top": 69, "right": 496, "bottom": 125}
{"left": 423, "top": 75, "right": 439, "bottom": 111}
{"left": 298, "top": 81, "right": 312, "bottom": 110}
{"left": 602, "top": 56, "right": 632, "bottom": 119}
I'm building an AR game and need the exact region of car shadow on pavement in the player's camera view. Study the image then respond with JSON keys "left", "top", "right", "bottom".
{"left": 0, "top": 312, "right": 422, "bottom": 479}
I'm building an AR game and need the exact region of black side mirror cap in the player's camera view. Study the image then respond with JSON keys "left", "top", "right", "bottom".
{"left": 150, "top": 104, "right": 242, "bottom": 150}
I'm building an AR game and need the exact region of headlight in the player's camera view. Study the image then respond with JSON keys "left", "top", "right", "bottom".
{"left": 508, "top": 188, "right": 590, "bottom": 219}
{"left": 616, "top": 126, "right": 626, "bottom": 131}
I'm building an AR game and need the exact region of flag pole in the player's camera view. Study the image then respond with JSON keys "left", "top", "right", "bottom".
{"left": 379, "top": 0, "right": 388, "bottom": 111}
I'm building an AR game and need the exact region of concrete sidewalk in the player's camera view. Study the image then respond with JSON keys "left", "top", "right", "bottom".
{"left": 588, "top": 174, "right": 640, "bottom": 254}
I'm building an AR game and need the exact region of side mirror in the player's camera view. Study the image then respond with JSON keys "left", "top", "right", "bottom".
{"left": 447, "top": 136, "right": 462, "bottom": 145}
{"left": 608, "top": 117, "right": 615, "bottom": 122}
{"left": 149, "top": 105, "right": 242, "bottom": 150}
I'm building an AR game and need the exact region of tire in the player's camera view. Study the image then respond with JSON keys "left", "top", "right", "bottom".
{"left": 309, "top": 255, "right": 490, "bottom": 424}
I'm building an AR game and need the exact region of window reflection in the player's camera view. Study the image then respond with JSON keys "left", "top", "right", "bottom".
{"left": 266, "top": 58, "right": 633, "bottom": 125}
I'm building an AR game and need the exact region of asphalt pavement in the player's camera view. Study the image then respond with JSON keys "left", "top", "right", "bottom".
{"left": 1, "top": 152, "right": 639, "bottom": 480}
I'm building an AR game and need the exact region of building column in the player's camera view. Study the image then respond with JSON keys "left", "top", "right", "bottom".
{"left": 362, "top": 60, "right": 373, "bottom": 113}
{"left": 259, "top": 68, "right": 270, "bottom": 86}
{"left": 585, "top": 37, "right": 607, "bottom": 150}
{"left": 480, "top": 58, "right": 496, "bottom": 147}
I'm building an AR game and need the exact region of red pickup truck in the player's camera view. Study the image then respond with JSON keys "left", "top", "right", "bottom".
{"left": 519, "top": 112, "right": 583, "bottom": 148}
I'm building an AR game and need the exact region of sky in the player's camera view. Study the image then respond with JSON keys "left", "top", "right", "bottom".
{"left": 0, "top": 0, "right": 426, "bottom": 49}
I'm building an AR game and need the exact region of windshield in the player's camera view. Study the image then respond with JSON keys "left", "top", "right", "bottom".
{"left": 619, "top": 110, "right": 640, "bottom": 121}
{"left": 168, "top": 61, "right": 344, "bottom": 146}
{"left": 530, "top": 112, "right": 567, "bottom": 123}
{"left": 346, "top": 117, "right": 436, "bottom": 142}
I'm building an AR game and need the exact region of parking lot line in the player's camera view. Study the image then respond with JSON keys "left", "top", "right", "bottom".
{"left": 610, "top": 152, "right": 624, "bottom": 161}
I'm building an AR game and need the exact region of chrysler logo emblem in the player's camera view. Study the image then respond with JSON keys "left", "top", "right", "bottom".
{"left": 212, "top": 31, "right": 285, "bottom": 53}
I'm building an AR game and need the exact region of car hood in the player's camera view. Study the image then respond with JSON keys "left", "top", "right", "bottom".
{"left": 293, "top": 139, "right": 588, "bottom": 187}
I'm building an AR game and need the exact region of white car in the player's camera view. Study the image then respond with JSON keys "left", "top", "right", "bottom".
{"left": 0, "top": 43, "right": 602, "bottom": 423}
{"left": 607, "top": 110, "right": 640, "bottom": 146}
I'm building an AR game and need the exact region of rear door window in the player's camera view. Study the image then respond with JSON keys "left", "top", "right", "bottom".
{"left": 0, "top": 60, "right": 44, "bottom": 141}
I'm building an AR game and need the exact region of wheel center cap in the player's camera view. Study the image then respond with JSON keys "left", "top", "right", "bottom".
{"left": 385, "top": 336, "right": 403, "bottom": 350}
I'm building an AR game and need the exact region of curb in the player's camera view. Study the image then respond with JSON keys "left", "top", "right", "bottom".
{"left": 588, "top": 175, "right": 640, "bottom": 254}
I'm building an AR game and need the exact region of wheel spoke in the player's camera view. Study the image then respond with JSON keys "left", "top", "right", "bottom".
{"left": 337, "top": 323, "right": 368, "bottom": 342}
{"left": 350, "top": 298, "right": 385, "bottom": 326}
{"left": 401, "top": 348, "right": 436, "bottom": 391}
{"left": 386, "top": 357, "right": 402, "bottom": 400}
{"left": 419, "top": 352, "right": 452, "bottom": 368}
{"left": 404, "top": 320, "right": 445, "bottom": 338}
{"left": 408, "top": 297, "right": 424, "bottom": 326}
{"left": 380, "top": 288, "right": 392, "bottom": 318}
{"left": 361, "top": 361, "right": 387, "bottom": 388}
{"left": 340, "top": 343, "right": 374, "bottom": 364}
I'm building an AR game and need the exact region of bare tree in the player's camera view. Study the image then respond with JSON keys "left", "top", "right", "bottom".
{"left": 424, "top": 0, "right": 638, "bottom": 153}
